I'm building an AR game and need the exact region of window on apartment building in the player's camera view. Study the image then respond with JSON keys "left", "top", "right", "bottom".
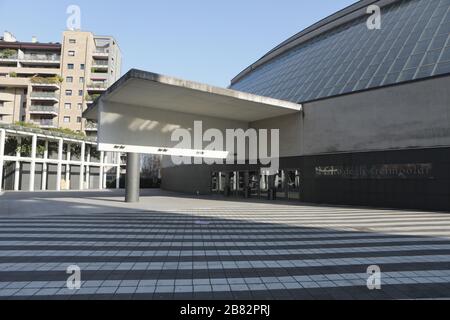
{"left": 64, "top": 103, "right": 71, "bottom": 110}
{"left": 80, "top": 64, "right": 85, "bottom": 70}
{"left": 66, "top": 76, "right": 73, "bottom": 83}
{"left": 77, "top": 117, "right": 82, "bottom": 123}
{"left": 78, "top": 90, "right": 83, "bottom": 96}
{"left": 77, "top": 103, "right": 82, "bottom": 110}
{"left": 68, "top": 64, "right": 74, "bottom": 70}
{"left": 63, "top": 116, "right": 70, "bottom": 123}
{"left": 0, "top": 115, "right": 3, "bottom": 121}
{"left": 69, "top": 39, "right": 76, "bottom": 44}
{"left": 79, "top": 77, "right": 84, "bottom": 84}
{"left": 0, "top": 101, "right": 4, "bottom": 107}
{"left": 68, "top": 51, "right": 75, "bottom": 57}
{"left": 65, "top": 90, "right": 72, "bottom": 96}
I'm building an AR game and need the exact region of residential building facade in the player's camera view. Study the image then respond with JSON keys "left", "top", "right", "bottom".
{"left": 0, "top": 30, "right": 121, "bottom": 136}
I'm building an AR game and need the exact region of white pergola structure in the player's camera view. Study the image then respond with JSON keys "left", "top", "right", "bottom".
{"left": 83, "top": 69, "right": 302, "bottom": 202}
{"left": 0, "top": 124, "right": 123, "bottom": 192}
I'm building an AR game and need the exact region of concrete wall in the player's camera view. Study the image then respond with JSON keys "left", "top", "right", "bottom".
{"left": 249, "top": 76, "right": 450, "bottom": 158}
{"left": 250, "top": 113, "right": 302, "bottom": 158}
{"left": 100, "top": 102, "right": 249, "bottom": 167}
{"left": 301, "top": 76, "right": 450, "bottom": 155}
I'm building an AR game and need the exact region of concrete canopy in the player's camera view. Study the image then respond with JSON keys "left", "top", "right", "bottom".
{"left": 83, "top": 69, "right": 302, "bottom": 157}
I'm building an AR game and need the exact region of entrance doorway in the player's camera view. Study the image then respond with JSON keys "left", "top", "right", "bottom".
{"left": 211, "top": 168, "right": 302, "bottom": 201}
{"left": 285, "top": 169, "right": 301, "bottom": 200}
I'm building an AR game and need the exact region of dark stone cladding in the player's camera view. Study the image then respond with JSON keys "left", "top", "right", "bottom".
{"left": 187, "top": 147, "right": 450, "bottom": 212}
{"left": 288, "top": 147, "right": 450, "bottom": 212}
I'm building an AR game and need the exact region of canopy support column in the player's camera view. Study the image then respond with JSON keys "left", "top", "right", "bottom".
{"left": 125, "top": 153, "right": 140, "bottom": 203}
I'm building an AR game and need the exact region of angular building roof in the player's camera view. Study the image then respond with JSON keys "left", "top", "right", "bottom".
{"left": 83, "top": 69, "right": 302, "bottom": 122}
{"left": 83, "top": 69, "right": 302, "bottom": 158}
{"left": 230, "top": 0, "right": 450, "bottom": 103}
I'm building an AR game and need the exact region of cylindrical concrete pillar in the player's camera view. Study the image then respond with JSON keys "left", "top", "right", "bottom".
{"left": 125, "top": 153, "right": 140, "bottom": 203}
{"left": 0, "top": 129, "right": 5, "bottom": 191}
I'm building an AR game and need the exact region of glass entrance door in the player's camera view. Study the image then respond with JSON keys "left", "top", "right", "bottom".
{"left": 211, "top": 172, "right": 227, "bottom": 195}
{"left": 275, "top": 170, "right": 288, "bottom": 200}
{"left": 260, "top": 169, "right": 270, "bottom": 199}
{"left": 248, "top": 171, "right": 260, "bottom": 198}
{"left": 286, "top": 169, "right": 301, "bottom": 200}
{"left": 211, "top": 172, "right": 220, "bottom": 194}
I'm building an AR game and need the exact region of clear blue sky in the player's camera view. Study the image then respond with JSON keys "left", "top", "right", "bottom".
{"left": 0, "top": 0, "right": 356, "bottom": 87}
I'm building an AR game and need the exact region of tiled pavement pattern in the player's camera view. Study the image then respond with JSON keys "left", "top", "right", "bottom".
{"left": 1, "top": 197, "right": 450, "bottom": 299}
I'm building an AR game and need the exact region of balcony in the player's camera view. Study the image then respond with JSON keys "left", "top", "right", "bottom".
{"left": 36, "top": 119, "right": 56, "bottom": 128}
{"left": 21, "top": 54, "right": 61, "bottom": 65}
{"left": 30, "top": 76, "right": 63, "bottom": 88}
{"left": 85, "top": 94, "right": 101, "bottom": 103}
{"left": 92, "top": 48, "right": 109, "bottom": 58}
{"left": 30, "top": 76, "right": 62, "bottom": 89}
{"left": 85, "top": 121, "right": 98, "bottom": 131}
{"left": 91, "top": 66, "right": 109, "bottom": 78}
{"left": 30, "top": 92, "right": 59, "bottom": 101}
{"left": 92, "top": 59, "right": 109, "bottom": 68}
{"left": 87, "top": 82, "right": 108, "bottom": 92}
{"left": 0, "top": 76, "right": 29, "bottom": 88}
{"left": 0, "top": 53, "right": 18, "bottom": 64}
{"left": 0, "top": 50, "right": 18, "bottom": 64}
{"left": 31, "top": 82, "right": 60, "bottom": 89}
{"left": 29, "top": 105, "right": 59, "bottom": 116}
{"left": 91, "top": 74, "right": 109, "bottom": 81}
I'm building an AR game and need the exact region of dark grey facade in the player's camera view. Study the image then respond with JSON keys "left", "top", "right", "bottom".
{"left": 162, "top": 145, "right": 450, "bottom": 211}
{"left": 161, "top": 0, "right": 450, "bottom": 211}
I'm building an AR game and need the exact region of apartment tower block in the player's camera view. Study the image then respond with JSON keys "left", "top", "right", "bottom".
{"left": 0, "top": 30, "right": 121, "bottom": 136}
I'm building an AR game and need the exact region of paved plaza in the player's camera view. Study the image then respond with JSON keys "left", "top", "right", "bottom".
{"left": 0, "top": 189, "right": 450, "bottom": 300}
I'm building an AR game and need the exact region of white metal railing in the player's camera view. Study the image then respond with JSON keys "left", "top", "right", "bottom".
{"left": 22, "top": 54, "right": 61, "bottom": 62}
{"left": 93, "top": 48, "right": 109, "bottom": 54}
{"left": 37, "top": 120, "right": 56, "bottom": 127}
{"left": 85, "top": 122, "right": 98, "bottom": 130}
{"left": 29, "top": 105, "right": 59, "bottom": 113}
{"left": 30, "top": 92, "right": 59, "bottom": 99}
{"left": 87, "top": 82, "right": 108, "bottom": 89}
{"left": 0, "top": 54, "right": 18, "bottom": 60}
{"left": 92, "top": 60, "right": 108, "bottom": 66}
